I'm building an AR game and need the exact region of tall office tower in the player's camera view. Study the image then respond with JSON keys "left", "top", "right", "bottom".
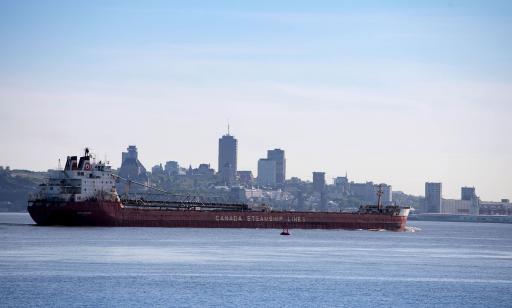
{"left": 313, "top": 172, "right": 326, "bottom": 192}
{"left": 425, "top": 182, "right": 442, "bottom": 213}
{"left": 461, "top": 186, "right": 476, "bottom": 200}
{"left": 267, "top": 149, "right": 286, "bottom": 186}
{"left": 218, "top": 132, "right": 238, "bottom": 184}
{"left": 257, "top": 159, "right": 277, "bottom": 187}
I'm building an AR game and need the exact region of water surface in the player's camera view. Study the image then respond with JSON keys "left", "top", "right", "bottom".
{"left": 1, "top": 213, "right": 511, "bottom": 307}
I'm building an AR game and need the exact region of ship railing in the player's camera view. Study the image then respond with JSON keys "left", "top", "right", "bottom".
{"left": 120, "top": 192, "right": 235, "bottom": 205}
{"left": 358, "top": 204, "right": 404, "bottom": 215}
{"left": 120, "top": 197, "right": 249, "bottom": 211}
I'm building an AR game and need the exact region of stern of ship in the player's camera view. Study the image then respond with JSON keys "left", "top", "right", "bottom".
{"left": 28, "top": 200, "right": 121, "bottom": 226}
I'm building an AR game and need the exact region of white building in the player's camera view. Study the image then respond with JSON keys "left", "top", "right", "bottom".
{"left": 441, "top": 198, "right": 479, "bottom": 215}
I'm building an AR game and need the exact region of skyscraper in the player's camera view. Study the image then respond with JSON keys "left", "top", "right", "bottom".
{"left": 257, "top": 159, "right": 276, "bottom": 187}
{"left": 425, "top": 182, "right": 442, "bottom": 213}
{"left": 267, "top": 148, "right": 286, "bottom": 186}
{"left": 218, "top": 132, "right": 237, "bottom": 184}
{"left": 313, "top": 172, "right": 326, "bottom": 192}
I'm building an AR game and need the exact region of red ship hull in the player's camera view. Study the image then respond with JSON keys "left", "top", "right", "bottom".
{"left": 28, "top": 200, "right": 408, "bottom": 231}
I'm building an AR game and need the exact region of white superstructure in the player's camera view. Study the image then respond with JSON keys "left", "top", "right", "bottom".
{"left": 31, "top": 149, "right": 119, "bottom": 203}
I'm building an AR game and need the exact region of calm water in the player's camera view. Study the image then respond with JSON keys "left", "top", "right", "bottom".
{"left": 1, "top": 213, "right": 511, "bottom": 307}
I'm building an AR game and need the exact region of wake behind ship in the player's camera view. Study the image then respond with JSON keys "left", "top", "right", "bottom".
{"left": 28, "top": 149, "right": 410, "bottom": 231}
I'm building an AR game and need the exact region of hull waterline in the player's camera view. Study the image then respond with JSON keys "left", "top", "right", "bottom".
{"left": 28, "top": 200, "right": 408, "bottom": 231}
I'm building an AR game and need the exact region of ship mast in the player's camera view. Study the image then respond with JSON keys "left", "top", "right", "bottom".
{"left": 376, "top": 184, "right": 384, "bottom": 210}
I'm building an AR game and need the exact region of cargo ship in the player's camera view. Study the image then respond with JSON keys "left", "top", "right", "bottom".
{"left": 28, "top": 149, "right": 410, "bottom": 231}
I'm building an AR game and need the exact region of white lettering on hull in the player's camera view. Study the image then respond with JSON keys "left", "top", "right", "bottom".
{"left": 215, "top": 215, "right": 306, "bottom": 223}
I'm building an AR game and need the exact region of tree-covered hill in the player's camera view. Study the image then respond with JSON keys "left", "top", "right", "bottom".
{"left": 0, "top": 167, "right": 45, "bottom": 212}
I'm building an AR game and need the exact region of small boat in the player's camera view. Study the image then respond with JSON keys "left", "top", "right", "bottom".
{"left": 280, "top": 228, "right": 290, "bottom": 236}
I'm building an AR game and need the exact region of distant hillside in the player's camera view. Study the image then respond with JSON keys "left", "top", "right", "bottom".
{"left": 392, "top": 191, "right": 423, "bottom": 211}
{"left": 0, "top": 168, "right": 45, "bottom": 212}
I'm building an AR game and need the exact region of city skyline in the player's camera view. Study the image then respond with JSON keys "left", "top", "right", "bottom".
{"left": 1, "top": 1, "right": 511, "bottom": 200}
{"left": 4, "top": 133, "right": 507, "bottom": 202}
{"left": 1, "top": 3, "right": 512, "bottom": 307}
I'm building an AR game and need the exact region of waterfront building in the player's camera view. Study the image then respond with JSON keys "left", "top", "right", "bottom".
{"left": 441, "top": 198, "right": 479, "bottom": 215}
{"left": 479, "top": 199, "right": 512, "bottom": 215}
{"left": 425, "top": 182, "right": 442, "bottom": 213}
{"left": 461, "top": 186, "right": 477, "bottom": 201}
{"left": 313, "top": 172, "right": 326, "bottom": 192}
{"left": 267, "top": 149, "right": 286, "bottom": 186}
{"left": 257, "top": 159, "right": 277, "bottom": 187}
{"left": 218, "top": 133, "right": 237, "bottom": 184}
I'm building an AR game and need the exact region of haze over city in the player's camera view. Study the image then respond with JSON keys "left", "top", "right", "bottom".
{"left": 1, "top": 1, "right": 511, "bottom": 200}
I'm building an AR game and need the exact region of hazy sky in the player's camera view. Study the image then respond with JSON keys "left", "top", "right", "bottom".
{"left": 1, "top": 1, "right": 511, "bottom": 200}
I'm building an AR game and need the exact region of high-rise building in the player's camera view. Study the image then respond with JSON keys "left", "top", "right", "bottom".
{"left": 425, "top": 182, "right": 442, "bottom": 213}
{"left": 257, "top": 159, "right": 276, "bottom": 187}
{"left": 461, "top": 186, "right": 476, "bottom": 200}
{"left": 313, "top": 172, "right": 326, "bottom": 192}
{"left": 267, "top": 149, "right": 286, "bottom": 186}
{"left": 218, "top": 133, "right": 237, "bottom": 184}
